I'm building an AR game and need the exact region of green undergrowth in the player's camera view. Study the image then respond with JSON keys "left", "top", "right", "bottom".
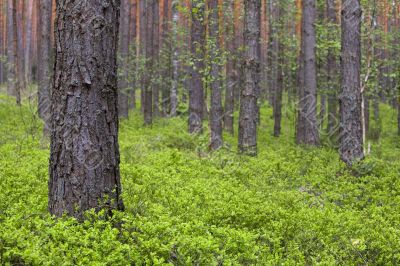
{"left": 0, "top": 93, "right": 400, "bottom": 265}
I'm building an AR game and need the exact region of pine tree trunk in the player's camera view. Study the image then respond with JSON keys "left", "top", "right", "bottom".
{"left": 0, "top": 0, "right": 4, "bottom": 84}
{"left": 152, "top": 0, "right": 160, "bottom": 117}
{"left": 339, "top": 0, "right": 364, "bottom": 166}
{"left": 24, "top": 0, "right": 33, "bottom": 84}
{"left": 37, "top": 0, "right": 52, "bottom": 132}
{"left": 326, "top": 0, "right": 338, "bottom": 135}
{"left": 12, "top": 0, "right": 20, "bottom": 105}
{"left": 238, "top": 0, "right": 261, "bottom": 156}
{"left": 170, "top": 1, "right": 179, "bottom": 117}
{"left": 118, "top": 0, "right": 131, "bottom": 118}
{"left": 296, "top": 0, "right": 319, "bottom": 145}
{"left": 6, "top": 0, "right": 16, "bottom": 96}
{"left": 224, "top": 0, "right": 235, "bottom": 134}
{"left": 143, "top": 0, "right": 154, "bottom": 125}
{"left": 189, "top": 0, "right": 205, "bottom": 134}
{"left": 129, "top": 0, "right": 137, "bottom": 110}
{"left": 139, "top": 0, "right": 146, "bottom": 114}
{"left": 273, "top": 3, "right": 283, "bottom": 137}
{"left": 48, "top": 0, "right": 124, "bottom": 218}
{"left": 208, "top": 0, "right": 223, "bottom": 150}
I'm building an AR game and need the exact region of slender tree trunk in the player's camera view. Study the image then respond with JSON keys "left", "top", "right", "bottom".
{"left": 326, "top": 0, "right": 338, "bottom": 135}
{"left": 0, "top": 0, "right": 4, "bottom": 84}
{"left": 152, "top": 0, "right": 160, "bottom": 117}
{"left": 129, "top": 0, "right": 137, "bottom": 110}
{"left": 273, "top": 3, "right": 283, "bottom": 137}
{"left": 16, "top": 0, "right": 25, "bottom": 91}
{"left": 238, "top": 0, "right": 261, "bottom": 156}
{"left": 224, "top": 0, "right": 235, "bottom": 134}
{"left": 24, "top": 0, "right": 33, "bottom": 84}
{"left": 12, "top": 0, "right": 20, "bottom": 105}
{"left": 233, "top": 0, "right": 243, "bottom": 109}
{"left": 49, "top": 0, "right": 124, "bottom": 218}
{"left": 161, "top": 0, "right": 171, "bottom": 116}
{"left": 208, "top": 0, "right": 223, "bottom": 150}
{"left": 118, "top": 0, "right": 131, "bottom": 118}
{"left": 170, "top": 1, "right": 179, "bottom": 117}
{"left": 339, "top": 0, "right": 364, "bottom": 166}
{"left": 139, "top": 0, "right": 146, "bottom": 113}
{"left": 143, "top": 0, "right": 154, "bottom": 125}
{"left": 189, "top": 0, "right": 205, "bottom": 134}
{"left": 37, "top": 0, "right": 52, "bottom": 132}
{"left": 296, "top": 0, "right": 319, "bottom": 145}
{"left": 6, "top": 0, "right": 15, "bottom": 96}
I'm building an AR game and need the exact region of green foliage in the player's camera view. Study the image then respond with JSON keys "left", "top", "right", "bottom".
{"left": 1, "top": 94, "right": 400, "bottom": 265}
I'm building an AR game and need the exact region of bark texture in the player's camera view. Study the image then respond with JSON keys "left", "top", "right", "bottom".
{"left": 339, "top": 0, "right": 364, "bottom": 166}
{"left": 296, "top": 0, "right": 319, "bottom": 145}
{"left": 208, "top": 0, "right": 223, "bottom": 150}
{"left": 6, "top": 0, "right": 16, "bottom": 97}
{"left": 37, "top": 0, "right": 53, "bottom": 132}
{"left": 238, "top": 0, "right": 261, "bottom": 156}
{"left": 49, "top": 0, "right": 124, "bottom": 218}
{"left": 189, "top": 0, "right": 205, "bottom": 134}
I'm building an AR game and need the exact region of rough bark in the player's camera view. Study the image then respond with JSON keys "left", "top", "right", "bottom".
{"left": 48, "top": 0, "right": 124, "bottom": 218}
{"left": 238, "top": 0, "right": 261, "bottom": 156}
{"left": 296, "top": 0, "right": 319, "bottom": 145}
{"left": 118, "top": 0, "right": 130, "bottom": 118}
{"left": 37, "top": 0, "right": 53, "bottom": 132}
{"left": 208, "top": 0, "right": 223, "bottom": 150}
{"left": 273, "top": 3, "right": 283, "bottom": 137}
{"left": 339, "top": 0, "right": 364, "bottom": 166}
{"left": 189, "top": 0, "right": 205, "bottom": 134}
{"left": 224, "top": 0, "right": 234, "bottom": 134}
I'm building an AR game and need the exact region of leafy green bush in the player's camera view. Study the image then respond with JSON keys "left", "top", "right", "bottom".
{"left": 1, "top": 94, "right": 400, "bottom": 265}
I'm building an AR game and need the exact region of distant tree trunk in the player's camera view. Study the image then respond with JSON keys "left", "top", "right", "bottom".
{"left": 170, "top": 1, "right": 179, "bottom": 117}
{"left": 233, "top": 0, "right": 243, "bottom": 108}
{"left": 273, "top": 3, "right": 283, "bottom": 137}
{"left": 6, "top": 0, "right": 16, "bottom": 96}
{"left": 326, "top": 0, "right": 338, "bottom": 135}
{"left": 161, "top": 0, "right": 172, "bottom": 116}
{"left": 224, "top": 0, "right": 235, "bottom": 134}
{"left": 139, "top": 0, "right": 146, "bottom": 113}
{"left": 12, "top": 0, "right": 21, "bottom": 105}
{"left": 37, "top": 0, "right": 52, "bottom": 132}
{"left": 296, "top": 0, "right": 319, "bottom": 145}
{"left": 118, "top": 0, "right": 131, "bottom": 118}
{"left": 208, "top": 0, "right": 223, "bottom": 150}
{"left": 129, "top": 0, "right": 137, "bottom": 110}
{"left": 189, "top": 0, "right": 205, "bottom": 134}
{"left": 144, "top": 0, "right": 153, "bottom": 125}
{"left": 49, "top": 0, "right": 124, "bottom": 218}
{"left": 16, "top": 0, "right": 25, "bottom": 91}
{"left": 24, "top": 0, "right": 34, "bottom": 84}
{"left": 339, "top": 0, "right": 364, "bottom": 166}
{"left": 238, "top": 0, "right": 261, "bottom": 156}
{"left": 152, "top": 0, "right": 160, "bottom": 117}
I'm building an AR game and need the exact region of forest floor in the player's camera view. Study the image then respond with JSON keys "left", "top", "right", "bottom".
{"left": 1, "top": 91, "right": 400, "bottom": 265}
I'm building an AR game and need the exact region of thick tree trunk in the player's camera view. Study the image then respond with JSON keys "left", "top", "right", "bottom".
{"left": 118, "top": 0, "right": 131, "bottom": 118}
{"left": 208, "top": 0, "right": 223, "bottom": 150}
{"left": 339, "top": 0, "right": 364, "bottom": 166}
{"left": 37, "top": 0, "right": 52, "bottom": 132}
{"left": 296, "top": 0, "right": 319, "bottom": 145}
{"left": 48, "top": 0, "right": 124, "bottom": 218}
{"left": 326, "top": 0, "right": 338, "bottom": 135}
{"left": 224, "top": 0, "right": 235, "bottom": 134}
{"left": 189, "top": 0, "right": 205, "bottom": 134}
{"left": 238, "top": 0, "right": 261, "bottom": 156}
